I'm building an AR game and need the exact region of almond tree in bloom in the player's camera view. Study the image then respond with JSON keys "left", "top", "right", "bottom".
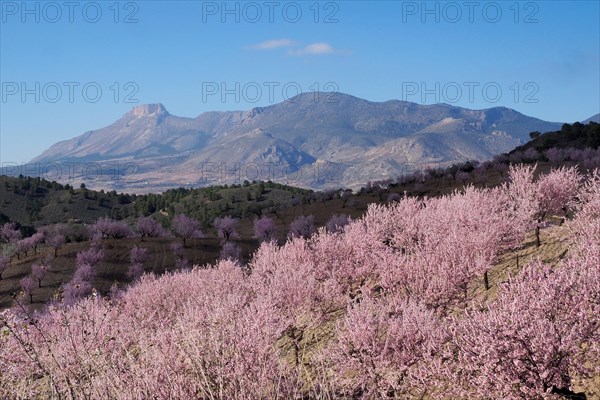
{"left": 288, "top": 215, "right": 316, "bottom": 239}
{"left": 169, "top": 240, "right": 189, "bottom": 270}
{"left": 447, "top": 260, "right": 600, "bottom": 399}
{"left": 0, "top": 222, "right": 21, "bottom": 243}
{"left": 171, "top": 214, "right": 203, "bottom": 247}
{"left": 253, "top": 216, "right": 278, "bottom": 242}
{"left": 545, "top": 147, "right": 565, "bottom": 163}
{"left": 30, "top": 263, "right": 49, "bottom": 288}
{"left": 73, "top": 263, "right": 96, "bottom": 282}
{"left": 213, "top": 216, "right": 239, "bottom": 242}
{"left": 61, "top": 279, "right": 93, "bottom": 306}
{"left": 20, "top": 275, "right": 36, "bottom": 303}
{"left": 63, "top": 244, "right": 104, "bottom": 305}
{"left": 15, "top": 237, "right": 33, "bottom": 259}
{"left": 135, "top": 216, "right": 165, "bottom": 241}
{"left": 535, "top": 166, "right": 581, "bottom": 230}
{"left": 326, "top": 214, "right": 351, "bottom": 233}
{"left": 507, "top": 165, "right": 581, "bottom": 247}
{"left": 322, "top": 297, "right": 445, "bottom": 398}
{"left": 370, "top": 186, "right": 522, "bottom": 306}
{"left": 568, "top": 169, "right": 600, "bottom": 261}
{"left": 219, "top": 241, "right": 242, "bottom": 263}
{"left": 128, "top": 245, "right": 149, "bottom": 280}
{"left": 45, "top": 228, "right": 67, "bottom": 257}
{"left": 76, "top": 244, "right": 104, "bottom": 267}
{"left": 29, "top": 232, "right": 45, "bottom": 255}
{"left": 91, "top": 217, "right": 132, "bottom": 240}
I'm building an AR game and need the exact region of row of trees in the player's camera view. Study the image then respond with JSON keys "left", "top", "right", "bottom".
{"left": 1, "top": 209, "right": 353, "bottom": 305}
{"left": 1, "top": 164, "right": 597, "bottom": 398}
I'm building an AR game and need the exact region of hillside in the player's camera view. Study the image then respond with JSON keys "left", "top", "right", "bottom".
{"left": 510, "top": 121, "right": 600, "bottom": 153}
{"left": 2, "top": 122, "right": 600, "bottom": 312}
{"left": 1, "top": 164, "right": 598, "bottom": 399}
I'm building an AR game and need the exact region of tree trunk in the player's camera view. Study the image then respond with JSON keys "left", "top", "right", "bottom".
{"left": 550, "top": 386, "right": 587, "bottom": 399}
{"left": 483, "top": 270, "right": 490, "bottom": 291}
{"left": 535, "top": 225, "right": 541, "bottom": 247}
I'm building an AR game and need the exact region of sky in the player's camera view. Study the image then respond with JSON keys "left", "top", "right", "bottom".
{"left": 1, "top": 0, "right": 599, "bottom": 164}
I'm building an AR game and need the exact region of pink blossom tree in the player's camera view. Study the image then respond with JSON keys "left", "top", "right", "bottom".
{"left": 128, "top": 245, "right": 149, "bottom": 280}
{"left": 253, "top": 216, "right": 278, "bottom": 242}
{"left": 535, "top": 166, "right": 581, "bottom": 230}
{"left": 29, "top": 232, "right": 45, "bottom": 255}
{"left": 15, "top": 238, "right": 33, "bottom": 260}
{"left": 45, "top": 230, "right": 66, "bottom": 257}
{"left": 31, "top": 263, "right": 49, "bottom": 288}
{"left": 213, "top": 216, "right": 239, "bottom": 242}
{"left": 322, "top": 297, "right": 444, "bottom": 398}
{"left": 219, "top": 241, "right": 242, "bottom": 263}
{"left": 326, "top": 214, "right": 351, "bottom": 234}
{"left": 73, "top": 263, "right": 96, "bottom": 282}
{"left": 447, "top": 261, "right": 599, "bottom": 399}
{"left": 130, "top": 245, "right": 149, "bottom": 265}
{"left": 91, "top": 217, "right": 132, "bottom": 239}
{"left": 76, "top": 245, "right": 104, "bottom": 267}
{"left": 61, "top": 279, "right": 93, "bottom": 306}
{"left": 0, "top": 222, "right": 21, "bottom": 243}
{"left": 288, "top": 215, "right": 316, "bottom": 239}
{"left": 522, "top": 147, "right": 540, "bottom": 162}
{"left": 507, "top": 165, "right": 581, "bottom": 246}
{"left": 135, "top": 216, "right": 165, "bottom": 241}
{"left": 20, "top": 275, "right": 36, "bottom": 303}
{"left": 170, "top": 241, "right": 189, "bottom": 270}
{"left": 545, "top": 147, "right": 564, "bottom": 163}
{"left": 171, "top": 214, "right": 204, "bottom": 247}
{"left": 455, "top": 171, "right": 470, "bottom": 185}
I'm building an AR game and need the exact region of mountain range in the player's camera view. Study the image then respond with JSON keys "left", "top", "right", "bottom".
{"left": 28, "top": 92, "right": 574, "bottom": 191}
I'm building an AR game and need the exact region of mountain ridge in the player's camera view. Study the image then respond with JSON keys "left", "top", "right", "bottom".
{"left": 29, "top": 92, "right": 566, "bottom": 191}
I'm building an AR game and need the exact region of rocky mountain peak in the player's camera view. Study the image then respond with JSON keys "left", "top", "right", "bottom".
{"left": 131, "top": 104, "right": 169, "bottom": 118}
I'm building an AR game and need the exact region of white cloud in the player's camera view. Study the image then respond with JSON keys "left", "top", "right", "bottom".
{"left": 289, "top": 42, "right": 350, "bottom": 56}
{"left": 249, "top": 39, "right": 296, "bottom": 50}
{"left": 289, "top": 42, "right": 335, "bottom": 56}
{"left": 248, "top": 40, "right": 347, "bottom": 56}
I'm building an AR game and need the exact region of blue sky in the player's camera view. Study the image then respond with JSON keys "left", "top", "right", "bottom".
{"left": 1, "top": 0, "right": 599, "bottom": 164}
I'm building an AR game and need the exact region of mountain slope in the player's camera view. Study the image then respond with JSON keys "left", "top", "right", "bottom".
{"left": 29, "top": 93, "right": 563, "bottom": 191}
{"left": 583, "top": 113, "right": 600, "bottom": 124}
